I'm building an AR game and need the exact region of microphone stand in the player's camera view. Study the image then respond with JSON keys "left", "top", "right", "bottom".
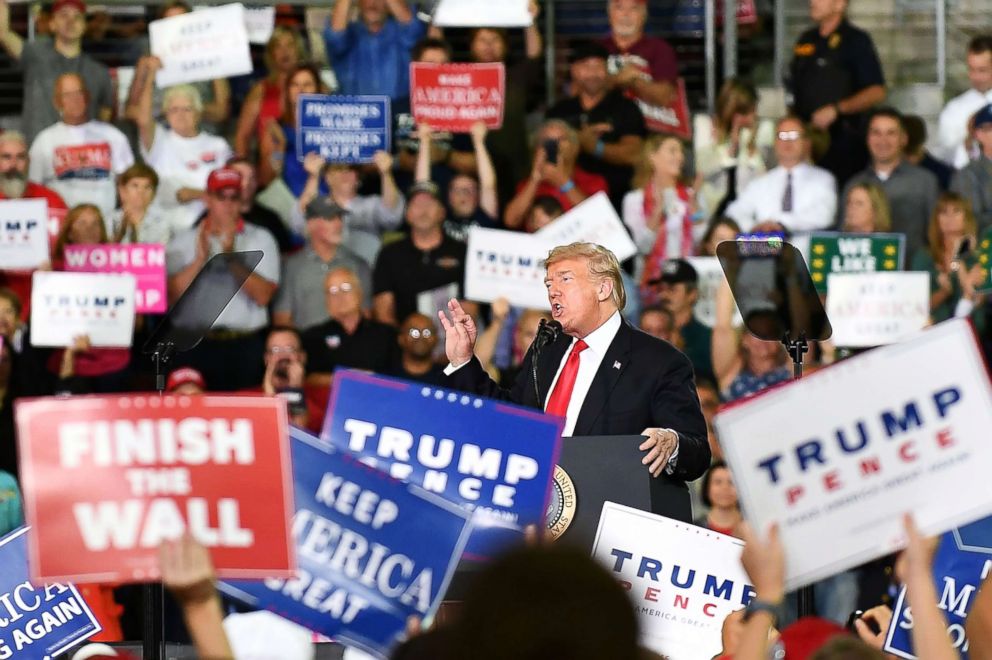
{"left": 532, "top": 319, "right": 561, "bottom": 404}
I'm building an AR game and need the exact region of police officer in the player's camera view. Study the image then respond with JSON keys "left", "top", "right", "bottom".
{"left": 789, "top": 0, "right": 886, "bottom": 186}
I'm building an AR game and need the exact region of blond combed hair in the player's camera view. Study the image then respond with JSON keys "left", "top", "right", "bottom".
{"left": 545, "top": 242, "right": 627, "bottom": 311}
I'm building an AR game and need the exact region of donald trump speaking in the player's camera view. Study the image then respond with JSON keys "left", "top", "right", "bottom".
{"left": 439, "top": 242, "right": 710, "bottom": 522}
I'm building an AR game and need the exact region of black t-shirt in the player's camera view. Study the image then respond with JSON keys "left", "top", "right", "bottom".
{"left": 301, "top": 318, "right": 398, "bottom": 374}
{"left": 443, "top": 208, "right": 499, "bottom": 243}
{"left": 388, "top": 362, "right": 447, "bottom": 385}
{"left": 789, "top": 19, "right": 885, "bottom": 120}
{"left": 372, "top": 234, "right": 466, "bottom": 324}
{"left": 546, "top": 89, "right": 647, "bottom": 207}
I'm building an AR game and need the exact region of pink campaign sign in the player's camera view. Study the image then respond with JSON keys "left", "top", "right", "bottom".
{"left": 63, "top": 244, "right": 167, "bottom": 313}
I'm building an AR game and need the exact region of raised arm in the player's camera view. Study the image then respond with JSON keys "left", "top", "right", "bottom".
{"left": 523, "top": 0, "right": 542, "bottom": 59}
{"left": 474, "top": 297, "right": 509, "bottom": 377}
{"left": 234, "top": 82, "right": 265, "bottom": 156}
{"left": 471, "top": 121, "right": 498, "bottom": 219}
{"left": 127, "top": 55, "right": 160, "bottom": 152}
{"left": 331, "top": 0, "right": 353, "bottom": 32}
{"left": 898, "top": 514, "right": 957, "bottom": 660}
{"left": 0, "top": 0, "right": 24, "bottom": 60}
{"left": 415, "top": 123, "right": 432, "bottom": 183}
{"left": 203, "top": 78, "right": 231, "bottom": 125}
{"left": 384, "top": 0, "right": 413, "bottom": 24}
{"left": 373, "top": 150, "right": 399, "bottom": 211}
{"left": 298, "top": 152, "right": 326, "bottom": 210}
{"left": 159, "top": 535, "right": 235, "bottom": 660}
{"left": 712, "top": 278, "right": 742, "bottom": 391}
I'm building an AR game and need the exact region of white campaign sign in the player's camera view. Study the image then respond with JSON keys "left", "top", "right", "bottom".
{"left": 686, "top": 256, "right": 742, "bottom": 328}
{"left": 827, "top": 272, "right": 929, "bottom": 347}
{"left": 432, "top": 0, "right": 531, "bottom": 27}
{"left": 535, "top": 192, "right": 637, "bottom": 262}
{"left": 30, "top": 272, "right": 137, "bottom": 347}
{"left": 150, "top": 4, "right": 253, "bottom": 87}
{"left": 715, "top": 319, "right": 992, "bottom": 590}
{"left": 243, "top": 6, "right": 275, "bottom": 44}
{"left": 465, "top": 227, "right": 549, "bottom": 310}
{"left": 591, "top": 503, "right": 753, "bottom": 660}
{"left": 0, "top": 199, "right": 49, "bottom": 270}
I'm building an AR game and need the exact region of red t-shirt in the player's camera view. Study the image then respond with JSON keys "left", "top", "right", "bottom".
{"left": 516, "top": 167, "right": 610, "bottom": 218}
{"left": 0, "top": 183, "right": 68, "bottom": 320}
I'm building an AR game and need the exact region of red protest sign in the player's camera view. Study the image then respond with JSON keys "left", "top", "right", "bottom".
{"left": 16, "top": 394, "right": 296, "bottom": 583}
{"left": 410, "top": 62, "right": 505, "bottom": 132}
{"left": 638, "top": 78, "right": 692, "bottom": 140}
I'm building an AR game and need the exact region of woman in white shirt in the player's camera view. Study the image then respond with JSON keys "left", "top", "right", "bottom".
{"left": 693, "top": 78, "right": 771, "bottom": 217}
{"left": 623, "top": 134, "right": 705, "bottom": 299}
{"left": 107, "top": 163, "right": 172, "bottom": 245}
{"left": 132, "top": 66, "right": 232, "bottom": 233}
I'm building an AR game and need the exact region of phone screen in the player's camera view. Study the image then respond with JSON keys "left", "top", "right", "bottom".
{"left": 542, "top": 139, "right": 559, "bottom": 165}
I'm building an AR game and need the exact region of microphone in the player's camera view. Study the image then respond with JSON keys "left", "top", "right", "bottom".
{"left": 531, "top": 319, "right": 563, "bottom": 404}
{"left": 534, "top": 319, "right": 563, "bottom": 351}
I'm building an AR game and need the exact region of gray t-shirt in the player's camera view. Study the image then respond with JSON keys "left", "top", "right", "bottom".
{"left": 166, "top": 222, "right": 280, "bottom": 331}
{"left": 19, "top": 39, "right": 114, "bottom": 144}
{"left": 273, "top": 245, "right": 372, "bottom": 331}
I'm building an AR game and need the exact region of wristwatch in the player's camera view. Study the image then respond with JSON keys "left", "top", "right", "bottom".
{"left": 742, "top": 598, "right": 786, "bottom": 625}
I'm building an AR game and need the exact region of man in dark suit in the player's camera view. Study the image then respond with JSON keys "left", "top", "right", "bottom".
{"left": 438, "top": 242, "right": 709, "bottom": 522}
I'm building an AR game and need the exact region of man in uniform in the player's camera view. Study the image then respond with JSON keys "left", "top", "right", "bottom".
{"left": 789, "top": 0, "right": 886, "bottom": 186}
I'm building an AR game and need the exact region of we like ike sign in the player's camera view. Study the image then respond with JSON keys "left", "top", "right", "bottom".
{"left": 15, "top": 394, "right": 296, "bottom": 583}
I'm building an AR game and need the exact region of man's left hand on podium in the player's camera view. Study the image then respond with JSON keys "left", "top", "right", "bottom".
{"left": 640, "top": 428, "right": 679, "bottom": 478}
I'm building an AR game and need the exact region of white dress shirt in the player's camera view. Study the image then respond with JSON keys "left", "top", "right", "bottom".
{"left": 936, "top": 87, "right": 992, "bottom": 167}
{"left": 725, "top": 163, "right": 837, "bottom": 233}
{"left": 544, "top": 311, "right": 622, "bottom": 437}
{"left": 445, "top": 310, "right": 680, "bottom": 468}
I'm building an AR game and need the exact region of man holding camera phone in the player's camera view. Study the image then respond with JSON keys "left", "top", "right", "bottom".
{"left": 504, "top": 119, "right": 610, "bottom": 230}
{"left": 261, "top": 326, "right": 308, "bottom": 428}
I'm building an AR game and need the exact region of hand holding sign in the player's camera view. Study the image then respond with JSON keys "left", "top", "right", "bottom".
{"left": 739, "top": 522, "right": 785, "bottom": 604}
{"left": 160, "top": 534, "right": 218, "bottom": 606}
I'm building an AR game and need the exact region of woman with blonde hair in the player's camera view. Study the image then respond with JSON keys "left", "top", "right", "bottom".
{"left": 842, "top": 182, "right": 892, "bottom": 233}
{"left": 234, "top": 26, "right": 308, "bottom": 158}
{"left": 53, "top": 203, "right": 108, "bottom": 266}
{"left": 694, "top": 78, "right": 770, "bottom": 216}
{"left": 49, "top": 204, "right": 131, "bottom": 393}
{"left": 910, "top": 192, "right": 985, "bottom": 323}
{"left": 623, "top": 134, "right": 704, "bottom": 295}
{"left": 258, "top": 63, "right": 331, "bottom": 193}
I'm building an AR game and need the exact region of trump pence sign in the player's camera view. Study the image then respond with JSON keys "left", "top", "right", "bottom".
{"left": 16, "top": 394, "right": 296, "bottom": 583}
{"left": 715, "top": 319, "right": 992, "bottom": 590}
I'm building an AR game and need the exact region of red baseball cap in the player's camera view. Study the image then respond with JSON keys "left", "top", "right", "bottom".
{"left": 52, "top": 0, "right": 87, "bottom": 14}
{"left": 780, "top": 617, "right": 848, "bottom": 659}
{"left": 166, "top": 367, "right": 206, "bottom": 393}
{"left": 206, "top": 168, "right": 242, "bottom": 194}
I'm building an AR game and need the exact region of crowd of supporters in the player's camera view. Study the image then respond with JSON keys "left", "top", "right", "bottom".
{"left": 1, "top": 0, "right": 992, "bottom": 656}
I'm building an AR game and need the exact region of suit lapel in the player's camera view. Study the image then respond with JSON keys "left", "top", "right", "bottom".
{"left": 573, "top": 320, "right": 633, "bottom": 435}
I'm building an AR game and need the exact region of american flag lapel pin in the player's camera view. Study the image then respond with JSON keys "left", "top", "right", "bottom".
{"left": 613, "top": 361, "right": 621, "bottom": 370}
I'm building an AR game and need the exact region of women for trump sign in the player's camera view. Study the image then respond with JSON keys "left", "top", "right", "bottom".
{"left": 715, "top": 319, "right": 992, "bottom": 590}
{"left": 15, "top": 394, "right": 296, "bottom": 583}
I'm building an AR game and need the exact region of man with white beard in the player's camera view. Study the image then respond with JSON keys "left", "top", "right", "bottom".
{"left": 0, "top": 131, "right": 69, "bottom": 315}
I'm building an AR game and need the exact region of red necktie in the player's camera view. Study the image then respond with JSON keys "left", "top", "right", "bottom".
{"left": 545, "top": 339, "right": 588, "bottom": 417}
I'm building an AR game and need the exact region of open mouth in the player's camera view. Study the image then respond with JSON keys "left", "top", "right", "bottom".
{"left": 551, "top": 303, "right": 563, "bottom": 318}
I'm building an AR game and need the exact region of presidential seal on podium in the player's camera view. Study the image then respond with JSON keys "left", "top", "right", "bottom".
{"left": 546, "top": 464, "right": 577, "bottom": 539}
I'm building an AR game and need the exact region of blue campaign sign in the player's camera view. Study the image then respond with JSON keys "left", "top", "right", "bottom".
{"left": 296, "top": 94, "right": 391, "bottom": 164}
{"left": 884, "top": 516, "right": 992, "bottom": 659}
{"left": 0, "top": 527, "right": 102, "bottom": 659}
{"left": 219, "top": 427, "right": 471, "bottom": 659}
{"left": 321, "top": 370, "right": 563, "bottom": 560}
